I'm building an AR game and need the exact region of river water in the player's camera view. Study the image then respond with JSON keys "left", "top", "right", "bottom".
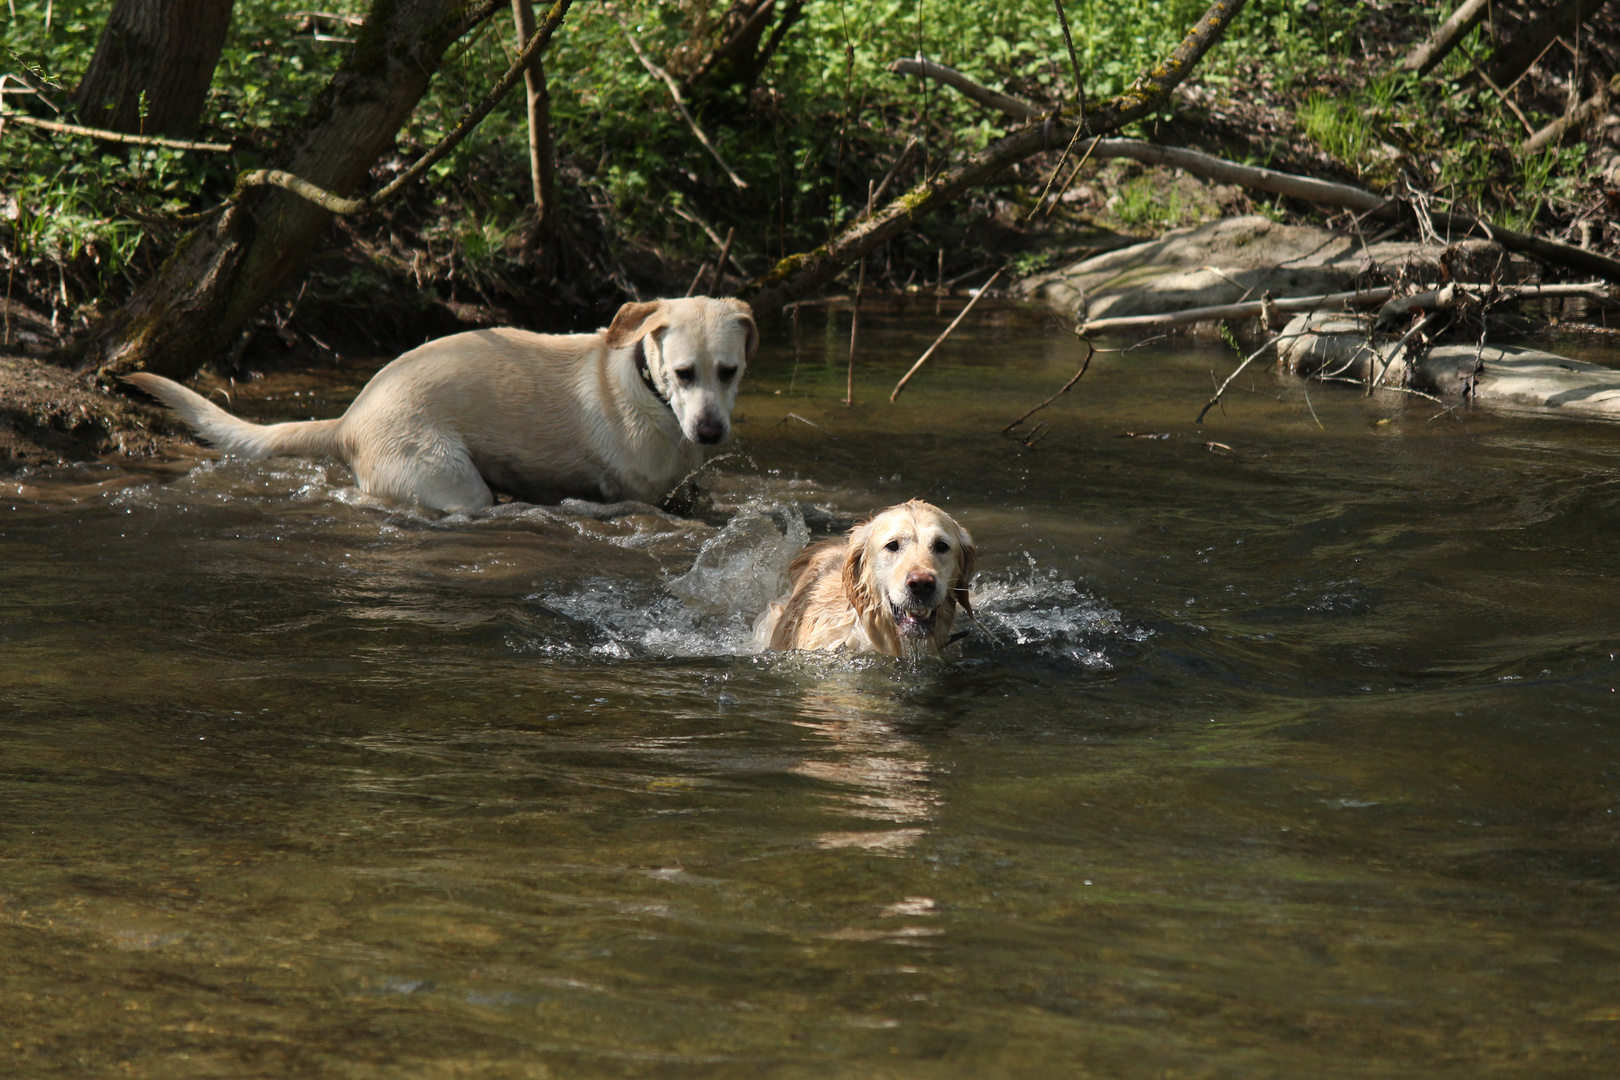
{"left": 3, "top": 304, "right": 1618, "bottom": 1077}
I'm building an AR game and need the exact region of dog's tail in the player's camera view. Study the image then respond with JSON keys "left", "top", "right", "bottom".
{"left": 125, "top": 372, "right": 343, "bottom": 460}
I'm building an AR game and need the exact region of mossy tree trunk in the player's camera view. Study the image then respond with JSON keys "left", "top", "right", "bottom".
{"left": 69, "top": 0, "right": 499, "bottom": 385}
{"left": 72, "top": 0, "right": 236, "bottom": 136}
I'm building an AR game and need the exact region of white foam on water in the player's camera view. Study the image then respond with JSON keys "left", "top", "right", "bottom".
{"left": 528, "top": 508, "right": 1140, "bottom": 668}
{"left": 967, "top": 553, "right": 1146, "bottom": 668}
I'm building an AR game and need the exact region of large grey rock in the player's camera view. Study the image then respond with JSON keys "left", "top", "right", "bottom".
{"left": 1020, "top": 215, "right": 1515, "bottom": 323}
{"left": 1277, "top": 312, "right": 1620, "bottom": 420}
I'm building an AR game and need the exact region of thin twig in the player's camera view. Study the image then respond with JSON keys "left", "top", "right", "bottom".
{"left": 0, "top": 111, "right": 232, "bottom": 152}
{"left": 623, "top": 21, "right": 747, "bottom": 190}
{"left": 684, "top": 261, "right": 708, "bottom": 298}
{"left": 1043, "top": 133, "right": 1102, "bottom": 216}
{"left": 709, "top": 226, "right": 736, "bottom": 295}
{"left": 1025, "top": 120, "right": 1087, "bottom": 222}
{"left": 1300, "top": 377, "right": 1323, "bottom": 429}
{"left": 1052, "top": 0, "right": 1086, "bottom": 118}
{"left": 891, "top": 266, "right": 1004, "bottom": 400}
{"left": 1313, "top": 375, "right": 1445, "bottom": 405}
{"left": 845, "top": 180, "right": 873, "bottom": 406}
{"left": 1002, "top": 333, "right": 1095, "bottom": 433}
{"left": 1197, "top": 331, "right": 1306, "bottom": 424}
{"left": 671, "top": 202, "right": 748, "bottom": 276}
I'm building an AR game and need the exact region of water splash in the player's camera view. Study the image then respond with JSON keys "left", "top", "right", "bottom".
{"left": 966, "top": 553, "right": 1145, "bottom": 668}
{"left": 666, "top": 501, "right": 809, "bottom": 615}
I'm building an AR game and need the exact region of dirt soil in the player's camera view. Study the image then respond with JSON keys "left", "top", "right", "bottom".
{"left": 0, "top": 352, "right": 185, "bottom": 466}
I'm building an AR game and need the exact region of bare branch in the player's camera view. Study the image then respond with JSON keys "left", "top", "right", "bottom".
{"left": 1002, "top": 333, "right": 1094, "bottom": 434}
{"left": 0, "top": 111, "right": 232, "bottom": 152}
{"left": 623, "top": 22, "right": 748, "bottom": 191}
{"left": 1081, "top": 288, "right": 1395, "bottom": 335}
{"left": 1398, "top": 0, "right": 1490, "bottom": 77}
{"left": 887, "top": 57, "right": 1042, "bottom": 119}
{"left": 1523, "top": 73, "right": 1620, "bottom": 154}
{"left": 891, "top": 267, "right": 1004, "bottom": 401}
{"left": 741, "top": 0, "right": 1252, "bottom": 313}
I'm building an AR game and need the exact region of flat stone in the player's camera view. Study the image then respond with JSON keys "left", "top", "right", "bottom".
{"left": 1277, "top": 312, "right": 1620, "bottom": 420}
{"left": 1020, "top": 215, "right": 1515, "bottom": 324}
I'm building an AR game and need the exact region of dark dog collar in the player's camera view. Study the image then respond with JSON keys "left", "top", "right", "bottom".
{"left": 635, "top": 341, "right": 673, "bottom": 410}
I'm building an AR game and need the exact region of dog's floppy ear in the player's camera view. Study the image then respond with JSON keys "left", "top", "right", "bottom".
{"left": 841, "top": 518, "right": 876, "bottom": 615}
{"left": 735, "top": 310, "right": 759, "bottom": 360}
{"left": 951, "top": 526, "right": 977, "bottom": 618}
{"left": 604, "top": 301, "right": 670, "bottom": 349}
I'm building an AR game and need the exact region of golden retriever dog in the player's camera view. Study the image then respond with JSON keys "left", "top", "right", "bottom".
{"left": 125, "top": 297, "right": 756, "bottom": 512}
{"left": 754, "top": 499, "right": 977, "bottom": 658}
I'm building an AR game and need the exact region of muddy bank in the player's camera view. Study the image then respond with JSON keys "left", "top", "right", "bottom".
{"left": 0, "top": 354, "right": 184, "bottom": 466}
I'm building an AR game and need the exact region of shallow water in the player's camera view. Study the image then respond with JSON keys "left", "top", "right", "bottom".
{"left": 3, "top": 304, "right": 1619, "bottom": 1077}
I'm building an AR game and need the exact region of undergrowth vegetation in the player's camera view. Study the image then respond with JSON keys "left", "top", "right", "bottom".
{"left": 2, "top": 0, "right": 1616, "bottom": 353}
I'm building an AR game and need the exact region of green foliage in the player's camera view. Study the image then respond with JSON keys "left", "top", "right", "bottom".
{"left": 1111, "top": 175, "right": 1185, "bottom": 230}
{"left": 0, "top": 0, "right": 1591, "bottom": 322}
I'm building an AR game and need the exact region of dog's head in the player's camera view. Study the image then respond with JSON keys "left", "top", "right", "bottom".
{"left": 606, "top": 297, "right": 757, "bottom": 446}
{"left": 842, "top": 499, "right": 977, "bottom": 655}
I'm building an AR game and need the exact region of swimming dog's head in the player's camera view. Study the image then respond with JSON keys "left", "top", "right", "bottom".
{"left": 606, "top": 297, "right": 757, "bottom": 446}
{"left": 842, "top": 499, "right": 977, "bottom": 656}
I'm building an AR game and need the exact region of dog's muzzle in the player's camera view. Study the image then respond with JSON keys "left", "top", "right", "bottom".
{"left": 890, "top": 601, "right": 938, "bottom": 638}
{"left": 694, "top": 418, "right": 726, "bottom": 445}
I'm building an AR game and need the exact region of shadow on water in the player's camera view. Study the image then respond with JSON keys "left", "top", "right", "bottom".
{"left": 3, "top": 303, "right": 1620, "bottom": 1077}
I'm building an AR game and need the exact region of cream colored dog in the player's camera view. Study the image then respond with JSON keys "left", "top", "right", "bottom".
{"left": 125, "top": 297, "right": 756, "bottom": 512}
{"left": 754, "top": 499, "right": 977, "bottom": 658}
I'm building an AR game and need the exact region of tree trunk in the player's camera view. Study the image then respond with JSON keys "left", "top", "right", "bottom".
{"left": 69, "top": 0, "right": 500, "bottom": 385}
{"left": 72, "top": 0, "right": 235, "bottom": 136}
{"left": 512, "top": 0, "right": 557, "bottom": 254}
{"left": 684, "top": 0, "right": 807, "bottom": 104}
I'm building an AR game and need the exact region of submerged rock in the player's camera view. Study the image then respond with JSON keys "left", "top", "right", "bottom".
{"left": 1019, "top": 215, "right": 1516, "bottom": 325}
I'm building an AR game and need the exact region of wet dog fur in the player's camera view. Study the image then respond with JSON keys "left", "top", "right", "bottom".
{"left": 125, "top": 297, "right": 756, "bottom": 513}
{"left": 754, "top": 499, "right": 976, "bottom": 658}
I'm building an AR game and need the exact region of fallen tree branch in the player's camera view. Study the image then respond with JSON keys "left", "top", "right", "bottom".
{"left": 1523, "top": 73, "right": 1620, "bottom": 155}
{"left": 1088, "top": 281, "right": 1618, "bottom": 337}
{"left": 0, "top": 111, "right": 233, "bottom": 152}
{"left": 892, "top": 54, "right": 1620, "bottom": 284}
{"left": 1398, "top": 0, "right": 1491, "bottom": 77}
{"left": 891, "top": 266, "right": 1004, "bottom": 400}
{"left": 887, "top": 57, "right": 1042, "bottom": 119}
{"left": 1435, "top": 213, "right": 1620, "bottom": 284}
{"left": 889, "top": 61, "right": 1392, "bottom": 213}
{"left": 1090, "top": 139, "right": 1390, "bottom": 212}
{"left": 1081, "top": 287, "right": 1395, "bottom": 335}
{"left": 623, "top": 22, "right": 748, "bottom": 191}
{"left": 740, "top": 0, "right": 1251, "bottom": 313}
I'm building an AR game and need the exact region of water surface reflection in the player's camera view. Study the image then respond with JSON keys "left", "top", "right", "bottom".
{"left": 2, "top": 305, "right": 1618, "bottom": 1077}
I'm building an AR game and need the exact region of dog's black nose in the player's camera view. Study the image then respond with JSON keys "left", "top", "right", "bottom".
{"left": 695, "top": 418, "right": 725, "bottom": 444}
{"left": 906, "top": 571, "right": 937, "bottom": 598}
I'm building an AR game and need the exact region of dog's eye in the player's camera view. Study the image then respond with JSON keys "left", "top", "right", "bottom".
{"left": 674, "top": 368, "right": 696, "bottom": 385}
{"left": 884, "top": 540, "right": 900, "bottom": 552}
{"left": 718, "top": 365, "right": 738, "bottom": 382}
{"left": 932, "top": 539, "right": 950, "bottom": 554}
